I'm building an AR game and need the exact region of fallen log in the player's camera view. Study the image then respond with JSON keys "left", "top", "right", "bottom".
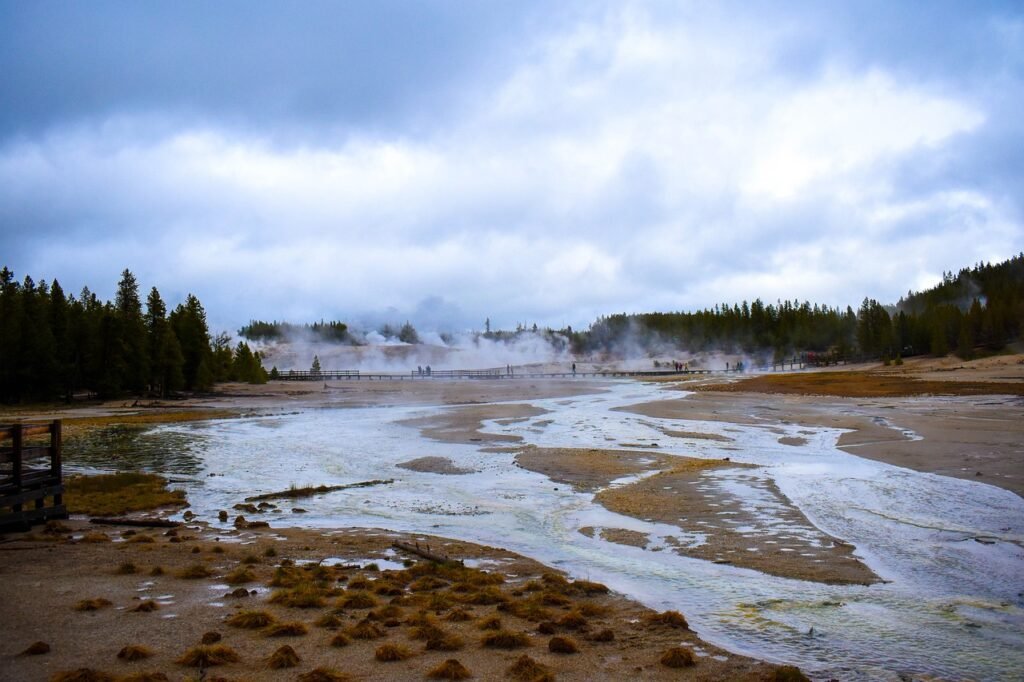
{"left": 89, "top": 517, "right": 181, "bottom": 528}
{"left": 392, "top": 540, "right": 463, "bottom": 566}
{"left": 245, "top": 479, "right": 394, "bottom": 502}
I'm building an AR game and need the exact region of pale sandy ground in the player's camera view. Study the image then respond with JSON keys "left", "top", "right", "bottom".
{"left": 0, "top": 520, "right": 788, "bottom": 682}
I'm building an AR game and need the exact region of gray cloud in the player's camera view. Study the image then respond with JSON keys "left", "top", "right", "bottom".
{"left": 1, "top": 1, "right": 1022, "bottom": 335}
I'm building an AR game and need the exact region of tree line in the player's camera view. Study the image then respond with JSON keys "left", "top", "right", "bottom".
{"left": 0, "top": 267, "right": 267, "bottom": 403}
{"left": 576, "top": 253, "right": 1024, "bottom": 363}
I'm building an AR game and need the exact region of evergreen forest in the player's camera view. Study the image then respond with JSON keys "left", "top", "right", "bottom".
{"left": 0, "top": 268, "right": 267, "bottom": 403}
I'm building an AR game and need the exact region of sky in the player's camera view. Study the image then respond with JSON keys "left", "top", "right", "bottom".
{"left": 1, "top": 1, "right": 1022, "bottom": 335}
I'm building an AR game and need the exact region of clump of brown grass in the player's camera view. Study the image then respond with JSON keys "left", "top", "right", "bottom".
{"left": 241, "top": 553, "right": 260, "bottom": 564}
{"left": 149, "top": 566, "right": 164, "bottom": 576}
{"left": 265, "top": 621, "right": 308, "bottom": 637}
{"left": 374, "top": 643, "right": 413, "bottom": 662}
{"left": 409, "top": 575, "right": 449, "bottom": 591}
{"left": 201, "top": 631, "right": 222, "bottom": 644}
{"left": 49, "top": 669, "right": 115, "bottom": 682}
{"left": 536, "top": 590, "right": 572, "bottom": 607}
{"left": 118, "top": 673, "right": 170, "bottom": 682}
{"left": 346, "top": 620, "right": 385, "bottom": 640}
{"left": 19, "top": 641, "right": 50, "bottom": 655}
{"left": 211, "top": 544, "right": 225, "bottom": 554}
{"left": 267, "top": 644, "right": 301, "bottom": 669}
{"left": 660, "top": 647, "right": 696, "bottom": 668}
{"left": 556, "top": 611, "right": 588, "bottom": 630}
{"left": 297, "top": 668, "right": 351, "bottom": 682}
{"left": 130, "top": 600, "right": 159, "bottom": 613}
{"left": 507, "top": 655, "right": 552, "bottom": 682}
{"left": 459, "top": 586, "right": 508, "bottom": 606}
{"left": 74, "top": 598, "right": 112, "bottom": 611}
{"left": 372, "top": 580, "right": 404, "bottom": 596}
{"left": 177, "top": 563, "right": 212, "bottom": 579}
{"left": 427, "top": 659, "right": 471, "bottom": 680}
{"left": 346, "top": 575, "right": 371, "bottom": 590}
{"left": 315, "top": 613, "right": 344, "bottom": 629}
{"left": 477, "top": 613, "right": 502, "bottom": 630}
{"left": 771, "top": 665, "right": 811, "bottom": 681}
{"left": 81, "top": 533, "right": 111, "bottom": 543}
{"left": 116, "top": 561, "right": 138, "bottom": 575}
{"left": 537, "top": 621, "right": 557, "bottom": 635}
{"left": 371, "top": 604, "right": 404, "bottom": 619}
{"left": 330, "top": 632, "right": 351, "bottom": 647}
{"left": 175, "top": 644, "right": 240, "bottom": 667}
{"left": 126, "top": 534, "right": 155, "bottom": 544}
{"left": 548, "top": 635, "right": 579, "bottom": 654}
{"left": 117, "top": 645, "right": 154, "bottom": 661}
{"left": 224, "top": 566, "right": 255, "bottom": 584}
{"left": 589, "top": 628, "right": 615, "bottom": 642}
{"left": 190, "top": 546, "right": 200, "bottom": 554}
{"left": 444, "top": 608, "right": 473, "bottom": 622}
{"left": 270, "top": 584, "right": 326, "bottom": 608}
{"left": 226, "top": 610, "right": 275, "bottom": 629}
{"left": 577, "top": 602, "right": 609, "bottom": 617}
{"left": 65, "top": 472, "right": 187, "bottom": 516}
{"left": 481, "top": 630, "right": 531, "bottom": 649}
{"left": 647, "top": 610, "right": 688, "bottom": 629}
{"left": 338, "top": 591, "right": 377, "bottom": 609}
{"left": 425, "top": 631, "right": 464, "bottom": 652}
{"left": 570, "top": 579, "right": 609, "bottom": 595}
{"left": 264, "top": 546, "right": 277, "bottom": 557}
{"left": 500, "top": 599, "right": 553, "bottom": 622}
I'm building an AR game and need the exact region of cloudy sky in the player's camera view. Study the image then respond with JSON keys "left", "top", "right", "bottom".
{"left": 2, "top": 1, "right": 1022, "bottom": 334}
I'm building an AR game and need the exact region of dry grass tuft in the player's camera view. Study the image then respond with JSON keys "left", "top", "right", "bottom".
{"left": 374, "top": 643, "right": 413, "bottom": 662}
{"left": 20, "top": 641, "right": 50, "bottom": 655}
{"left": 267, "top": 644, "right": 301, "bottom": 669}
{"left": 270, "top": 584, "right": 326, "bottom": 608}
{"left": 264, "top": 546, "right": 277, "bottom": 557}
{"left": 647, "top": 609, "right": 688, "bottom": 629}
{"left": 459, "top": 586, "right": 508, "bottom": 606}
{"left": 117, "top": 644, "right": 154, "bottom": 661}
{"left": 570, "top": 579, "right": 609, "bottom": 595}
{"left": 409, "top": 575, "right": 449, "bottom": 591}
{"left": 589, "top": 628, "right": 615, "bottom": 642}
{"left": 771, "top": 665, "right": 812, "bottom": 681}
{"left": 577, "top": 602, "right": 609, "bottom": 617}
{"left": 126, "top": 534, "right": 156, "bottom": 544}
{"left": 130, "top": 600, "right": 159, "bottom": 613}
{"left": 507, "top": 654, "right": 552, "bottom": 682}
{"left": 200, "top": 631, "right": 222, "bottom": 644}
{"left": 118, "top": 673, "right": 170, "bottom": 682}
{"left": 548, "top": 635, "right": 579, "bottom": 654}
{"left": 346, "top": 620, "right": 386, "bottom": 640}
{"left": 481, "top": 630, "right": 531, "bottom": 649}
{"left": 225, "top": 610, "right": 275, "bottom": 629}
{"left": 81, "top": 532, "right": 111, "bottom": 543}
{"left": 265, "top": 621, "right": 309, "bottom": 637}
{"left": 337, "top": 590, "right": 377, "bottom": 609}
{"left": 477, "top": 614, "right": 502, "bottom": 630}
{"left": 224, "top": 566, "right": 256, "bottom": 584}
{"left": 427, "top": 658, "right": 472, "bottom": 680}
{"left": 297, "top": 668, "right": 351, "bottom": 682}
{"left": 176, "top": 563, "right": 212, "bottom": 579}
{"left": 241, "top": 553, "right": 260, "bottom": 564}
{"left": 149, "top": 566, "right": 164, "bottom": 576}
{"left": 74, "top": 598, "right": 112, "bottom": 611}
{"left": 175, "top": 644, "right": 240, "bottom": 667}
{"left": 558, "top": 611, "right": 588, "bottom": 629}
{"left": 116, "top": 561, "right": 138, "bottom": 575}
{"left": 329, "top": 632, "right": 351, "bottom": 647}
{"left": 660, "top": 647, "right": 696, "bottom": 668}
{"left": 424, "top": 629, "right": 465, "bottom": 652}
{"left": 537, "top": 621, "right": 557, "bottom": 635}
{"left": 444, "top": 608, "right": 473, "bottom": 622}
{"left": 49, "top": 669, "right": 116, "bottom": 682}
{"left": 315, "top": 613, "right": 344, "bottom": 629}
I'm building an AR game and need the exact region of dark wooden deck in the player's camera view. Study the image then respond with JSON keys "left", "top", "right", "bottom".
{"left": 0, "top": 420, "right": 66, "bottom": 531}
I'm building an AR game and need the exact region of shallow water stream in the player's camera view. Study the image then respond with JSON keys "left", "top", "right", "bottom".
{"left": 66, "top": 382, "right": 1024, "bottom": 680}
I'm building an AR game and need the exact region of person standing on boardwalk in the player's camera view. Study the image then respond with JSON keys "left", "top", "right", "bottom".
{"left": 572, "top": 362, "right": 576, "bottom": 375}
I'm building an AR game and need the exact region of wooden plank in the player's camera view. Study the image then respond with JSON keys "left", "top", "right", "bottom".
{"left": 0, "top": 504, "right": 68, "bottom": 529}
{"left": 0, "top": 484, "right": 64, "bottom": 508}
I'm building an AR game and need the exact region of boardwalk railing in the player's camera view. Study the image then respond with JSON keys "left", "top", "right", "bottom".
{"left": 0, "top": 420, "right": 66, "bottom": 531}
{"left": 274, "top": 368, "right": 739, "bottom": 381}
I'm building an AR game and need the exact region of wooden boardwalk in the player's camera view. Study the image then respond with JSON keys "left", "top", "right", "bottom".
{"left": 0, "top": 420, "right": 66, "bottom": 531}
{"left": 276, "top": 367, "right": 728, "bottom": 381}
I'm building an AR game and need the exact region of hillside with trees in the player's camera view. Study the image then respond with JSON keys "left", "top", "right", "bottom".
{"left": 0, "top": 268, "right": 266, "bottom": 403}
{"left": 577, "top": 253, "right": 1024, "bottom": 363}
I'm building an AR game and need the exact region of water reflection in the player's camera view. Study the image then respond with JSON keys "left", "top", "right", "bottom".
{"left": 65, "top": 424, "right": 207, "bottom": 475}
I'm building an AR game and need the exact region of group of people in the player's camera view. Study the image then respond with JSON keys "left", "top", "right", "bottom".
{"left": 416, "top": 365, "right": 432, "bottom": 376}
{"left": 671, "top": 361, "right": 688, "bottom": 372}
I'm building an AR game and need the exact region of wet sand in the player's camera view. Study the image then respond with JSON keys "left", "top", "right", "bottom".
{"left": 0, "top": 519, "right": 790, "bottom": 682}
{"left": 515, "top": 448, "right": 879, "bottom": 585}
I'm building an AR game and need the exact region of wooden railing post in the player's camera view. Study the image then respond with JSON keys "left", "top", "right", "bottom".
{"left": 51, "top": 419, "right": 63, "bottom": 507}
{"left": 11, "top": 423, "right": 23, "bottom": 514}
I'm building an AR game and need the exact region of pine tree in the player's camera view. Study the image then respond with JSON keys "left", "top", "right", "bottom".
{"left": 310, "top": 355, "right": 322, "bottom": 377}
{"left": 115, "top": 269, "right": 149, "bottom": 393}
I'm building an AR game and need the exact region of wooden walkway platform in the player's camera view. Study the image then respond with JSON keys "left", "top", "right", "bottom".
{"left": 276, "top": 368, "right": 728, "bottom": 381}
{"left": 0, "top": 420, "right": 66, "bottom": 531}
